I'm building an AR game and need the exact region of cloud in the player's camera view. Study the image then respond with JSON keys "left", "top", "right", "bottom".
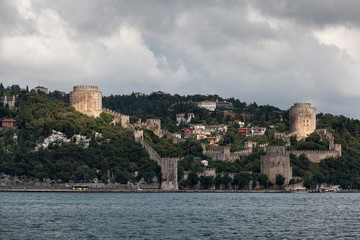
{"left": 1, "top": 0, "right": 360, "bottom": 118}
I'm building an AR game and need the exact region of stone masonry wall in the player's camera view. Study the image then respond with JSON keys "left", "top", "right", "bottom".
{"left": 287, "top": 149, "right": 341, "bottom": 163}
{"left": 289, "top": 103, "right": 316, "bottom": 139}
{"left": 138, "top": 138, "right": 179, "bottom": 190}
{"left": 261, "top": 146, "right": 293, "bottom": 184}
{"left": 70, "top": 85, "right": 102, "bottom": 117}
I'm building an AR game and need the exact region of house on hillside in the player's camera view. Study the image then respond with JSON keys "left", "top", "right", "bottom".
{"left": 33, "top": 86, "right": 48, "bottom": 95}
{"left": 134, "top": 92, "right": 144, "bottom": 97}
{"left": 216, "top": 100, "right": 233, "bottom": 109}
{"left": 183, "top": 128, "right": 194, "bottom": 138}
{"left": 238, "top": 127, "right": 251, "bottom": 136}
{"left": 207, "top": 136, "right": 218, "bottom": 145}
{"left": 233, "top": 120, "right": 245, "bottom": 128}
{"left": 197, "top": 100, "right": 216, "bottom": 111}
{"left": 1, "top": 118, "right": 16, "bottom": 127}
{"left": 205, "top": 124, "right": 228, "bottom": 133}
{"left": 172, "top": 133, "right": 182, "bottom": 139}
{"left": 154, "top": 90, "right": 167, "bottom": 95}
{"left": 251, "top": 127, "right": 266, "bottom": 136}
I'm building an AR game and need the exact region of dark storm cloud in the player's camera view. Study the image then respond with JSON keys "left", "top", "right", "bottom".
{"left": 1, "top": 0, "right": 360, "bottom": 118}
{"left": 253, "top": 0, "right": 360, "bottom": 27}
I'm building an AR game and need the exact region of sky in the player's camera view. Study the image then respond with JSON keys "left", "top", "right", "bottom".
{"left": 1, "top": 0, "right": 360, "bottom": 118}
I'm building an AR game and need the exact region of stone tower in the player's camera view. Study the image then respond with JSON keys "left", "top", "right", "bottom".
{"left": 260, "top": 146, "right": 292, "bottom": 185}
{"left": 70, "top": 85, "right": 102, "bottom": 117}
{"left": 289, "top": 103, "right": 316, "bottom": 139}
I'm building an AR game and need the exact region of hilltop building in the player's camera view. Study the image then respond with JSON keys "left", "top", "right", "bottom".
{"left": 251, "top": 127, "right": 266, "bottom": 136}
{"left": 197, "top": 100, "right": 216, "bottom": 111}
{"left": 33, "top": 86, "right": 48, "bottom": 95}
{"left": 216, "top": 100, "right": 233, "bottom": 109}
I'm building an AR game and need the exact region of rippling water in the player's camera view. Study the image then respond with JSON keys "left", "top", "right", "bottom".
{"left": 1, "top": 192, "right": 360, "bottom": 239}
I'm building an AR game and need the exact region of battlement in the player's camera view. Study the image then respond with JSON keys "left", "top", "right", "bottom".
{"left": 293, "top": 103, "right": 312, "bottom": 107}
{"left": 233, "top": 149, "right": 252, "bottom": 154}
{"left": 287, "top": 149, "right": 338, "bottom": 155}
{"left": 70, "top": 85, "right": 102, "bottom": 117}
{"left": 73, "top": 85, "right": 99, "bottom": 91}
{"left": 266, "top": 146, "right": 287, "bottom": 155}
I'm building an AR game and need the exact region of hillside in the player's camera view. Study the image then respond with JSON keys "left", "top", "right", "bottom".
{"left": 0, "top": 90, "right": 160, "bottom": 184}
{"left": 2, "top": 84, "right": 360, "bottom": 189}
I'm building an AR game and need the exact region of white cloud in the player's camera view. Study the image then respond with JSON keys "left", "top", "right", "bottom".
{"left": 2, "top": 1, "right": 360, "bottom": 118}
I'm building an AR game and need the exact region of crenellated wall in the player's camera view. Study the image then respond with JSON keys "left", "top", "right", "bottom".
{"left": 287, "top": 147, "right": 341, "bottom": 163}
{"left": 261, "top": 144, "right": 342, "bottom": 185}
{"left": 138, "top": 138, "right": 179, "bottom": 190}
{"left": 204, "top": 143, "right": 268, "bottom": 162}
{"left": 103, "top": 108, "right": 130, "bottom": 128}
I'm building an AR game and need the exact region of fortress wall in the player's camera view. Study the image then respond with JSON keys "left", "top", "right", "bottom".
{"left": 159, "top": 158, "right": 180, "bottom": 190}
{"left": 287, "top": 150, "right": 341, "bottom": 163}
{"left": 138, "top": 138, "right": 179, "bottom": 190}
{"left": 205, "top": 148, "right": 252, "bottom": 162}
{"left": 103, "top": 108, "right": 130, "bottom": 128}
{"left": 198, "top": 168, "right": 217, "bottom": 177}
{"left": 261, "top": 146, "right": 292, "bottom": 184}
{"left": 260, "top": 155, "right": 292, "bottom": 184}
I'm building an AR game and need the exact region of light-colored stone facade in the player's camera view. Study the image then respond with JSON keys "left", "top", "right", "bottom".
{"left": 289, "top": 103, "right": 316, "bottom": 139}
{"left": 70, "top": 85, "right": 102, "bottom": 117}
{"left": 261, "top": 146, "right": 293, "bottom": 185}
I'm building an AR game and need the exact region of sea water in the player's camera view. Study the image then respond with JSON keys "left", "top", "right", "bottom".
{"left": 1, "top": 192, "right": 360, "bottom": 239}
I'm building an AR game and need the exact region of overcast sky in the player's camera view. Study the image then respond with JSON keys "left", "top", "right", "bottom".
{"left": 1, "top": 0, "right": 360, "bottom": 118}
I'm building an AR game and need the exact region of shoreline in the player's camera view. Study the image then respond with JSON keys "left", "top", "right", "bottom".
{"left": 1, "top": 188, "right": 359, "bottom": 193}
{"left": 0, "top": 188, "right": 289, "bottom": 193}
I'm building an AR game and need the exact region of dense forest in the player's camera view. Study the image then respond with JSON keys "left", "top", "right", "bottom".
{"left": 2, "top": 84, "right": 360, "bottom": 189}
{"left": 0, "top": 85, "right": 160, "bottom": 184}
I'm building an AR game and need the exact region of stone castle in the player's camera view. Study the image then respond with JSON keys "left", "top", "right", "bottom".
{"left": 70, "top": 87, "right": 342, "bottom": 189}
{"left": 70, "top": 85, "right": 102, "bottom": 117}
{"left": 70, "top": 86, "right": 179, "bottom": 190}
{"left": 289, "top": 103, "right": 316, "bottom": 139}
{"left": 261, "top": 103, "right": 341, "bottom": 186}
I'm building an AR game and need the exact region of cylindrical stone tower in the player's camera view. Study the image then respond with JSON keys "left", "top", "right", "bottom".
{"left": 70, "top": 85, "right": 102, "bottom": 117}
{"left": 289, "top": 103, "right": 316, "bottom": 138}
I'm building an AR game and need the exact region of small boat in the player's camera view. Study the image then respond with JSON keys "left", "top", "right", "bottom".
{"left": 72, "top": 185, "right": 89, "bottom": 191}
{"left": 291, "top": 187, "right": 308, "bottom": 193}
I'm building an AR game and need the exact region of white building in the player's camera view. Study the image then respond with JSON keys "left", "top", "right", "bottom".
{"left": 201, "top": 160, "right": 208, "bottom": 166}
{"left": 197, "top": 100, "right": 216, "bottom": 111}
{"left": 251, "top": 127, "right": 266, "bottom": 136}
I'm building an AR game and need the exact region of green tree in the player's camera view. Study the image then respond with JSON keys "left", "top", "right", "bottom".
{"left": 257, "top": 174, "right": 268, "bottom": 188}
{"left": 233, "top": 172, "right": 251, "bottom": 189}
{"left": 188, "top": 171, "right": 199, "bottom": 187}
{"left": 222, "top": 173, "right": 232, "bottom": 188}
{"left": 100, "top": 112, "right": 114, "bottom": 124}
{"left": 276, "top": 174, "right": 285, "bottom": 186}
{"left": 199, "top": 176, "right": 214, "bottom": 189}
{"left": 214, "top": 174, "right": 222, "bottom": 189}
